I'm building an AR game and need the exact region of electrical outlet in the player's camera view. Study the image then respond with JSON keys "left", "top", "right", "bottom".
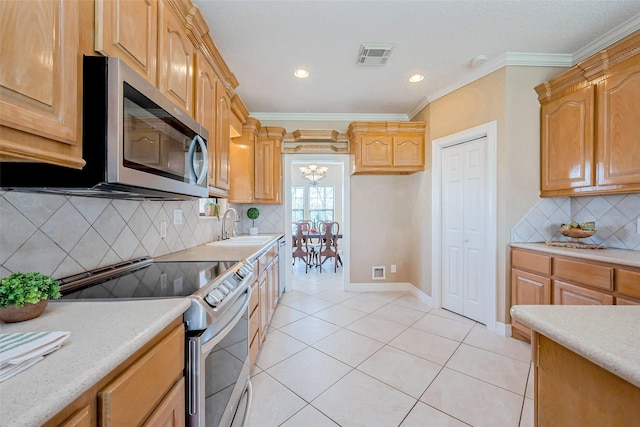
{"left": 160, "top": 221, "right": 167, "bottom": 238}
{"left": 391, "top": 264, "right": 397, "bottom": 273}
{"left": 637, "top": 218, "right": 640, "bottom": 235}
{"left": 173, "top": 209, "right": 183, "bottom": 225}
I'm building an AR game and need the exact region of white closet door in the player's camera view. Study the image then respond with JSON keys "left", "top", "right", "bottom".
{"left": 441, "top": 137, "right": 488, "bottom": 324}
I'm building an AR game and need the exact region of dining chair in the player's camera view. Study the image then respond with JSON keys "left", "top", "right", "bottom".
{"left": 292, "top": 221, "right": 313, "bottom": 273}
{"left": 317, "top": 221, "right": 341, "bottom": 273}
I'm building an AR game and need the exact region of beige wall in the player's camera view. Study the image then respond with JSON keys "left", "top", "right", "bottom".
{"left": 409, "top": 65, "right": 565, "bottom": 323}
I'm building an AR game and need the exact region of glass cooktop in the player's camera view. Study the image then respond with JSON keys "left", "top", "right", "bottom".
{"left": 60, "top": 261, "right": 238, "bottom": 300}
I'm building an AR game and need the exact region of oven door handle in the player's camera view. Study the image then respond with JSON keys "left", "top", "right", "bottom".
{"left": 240, "top": 379, "right": 252, "bottom": 427}
{"left": 201, "top": 286, "right": 251, "bottom": 355}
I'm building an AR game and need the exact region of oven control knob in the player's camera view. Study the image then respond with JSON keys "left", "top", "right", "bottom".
{"left": 223, "top": 280, "right": 236, "bottom": 290}
{"left": 236, "top": 265, "right": 251, "bottom": 278}
{"left": 217, "top": 284, "right": 230, "bottom": 295}
{"left": 205, "top": 292, "right": 221, "bottom": 306}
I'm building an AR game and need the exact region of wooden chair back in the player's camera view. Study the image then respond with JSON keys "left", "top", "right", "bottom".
{"left": 292, "top": 221, "right": 312, "bottom": 273}
{"left": 318, "top": 221, "right": 340, "bottom": 272}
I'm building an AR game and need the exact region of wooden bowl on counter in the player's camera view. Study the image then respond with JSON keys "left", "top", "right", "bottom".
{"left": 560, "top": 228, "right": 596, "bottom": 239}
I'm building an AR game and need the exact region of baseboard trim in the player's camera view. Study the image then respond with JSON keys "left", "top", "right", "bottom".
{"left": 344, "top": 282, "right": 434, "bottom": 306}
{"left": 495, "top": 321, "right": 511, "bottom": 337}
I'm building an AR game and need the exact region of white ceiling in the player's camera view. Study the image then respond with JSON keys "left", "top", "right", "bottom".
{"left": 193, "top": 0, "right": 640, "bottom": 120}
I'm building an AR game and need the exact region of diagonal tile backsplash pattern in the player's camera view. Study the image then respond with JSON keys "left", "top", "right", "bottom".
{"left": 511, "top": 194, "right": 640, "bottom": 250}
{"left": 1, "top": 191, "right": 219, "bottom": 279}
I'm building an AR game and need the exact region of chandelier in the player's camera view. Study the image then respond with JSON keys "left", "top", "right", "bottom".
{"left": 300, "top": 164, "right": 328, "bottom": 185}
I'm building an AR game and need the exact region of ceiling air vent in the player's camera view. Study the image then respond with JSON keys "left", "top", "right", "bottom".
{"left": 358, "top": 43, "right": 394, "bottom": 66}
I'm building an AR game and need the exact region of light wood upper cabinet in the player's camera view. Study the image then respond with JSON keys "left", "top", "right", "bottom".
{"left": 229, "top": 118, "right": 258, "bottom": 203}
{"left": 540, "top": 86, "right": 595, "bottom": 193}
{"left": 348, "top": 121, "right": 426, "bottom": 174}
{"left": 215, "top": 80, "right": 231, "bottom": 191}
{"left": 0, "top": 0, "right": 84, "bottom": 168}
{"left": 95, "top": 0, "right": 158, "bottom": 84}
{"left": 535, "top": 30, "right": 640, "bottom": 196}
{"left": 596, "top": 60, "right": 640, "bottom": 188}
{"left": 158, "top": 0, "right": 193, "bottom": 115}
{"left": 255, "top": 127, "right": 285, "bottom": 204}
{"left": 194, "top": 52, "right": 219, "bottom": 193}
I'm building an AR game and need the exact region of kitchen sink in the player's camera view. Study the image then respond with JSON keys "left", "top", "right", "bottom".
{"left": 206, "top": 235, "right": 273, "bottom": 246}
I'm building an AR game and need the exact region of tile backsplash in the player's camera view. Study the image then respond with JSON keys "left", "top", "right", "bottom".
{"left": 511, "top": 193, "right": 640, "bottom": 250}
{"left": 0, "top": 191, "right": 218, "bottom": 279}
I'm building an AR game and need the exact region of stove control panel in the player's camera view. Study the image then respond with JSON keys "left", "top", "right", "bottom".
{"left": 204, "top": 260, "right": 253, "bottom": 309}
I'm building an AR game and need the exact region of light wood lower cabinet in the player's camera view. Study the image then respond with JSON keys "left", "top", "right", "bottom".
{"left": 44, "top": 319, "right": 185, "bottom": 427}
{"left": 533, "top": 333, "right": 640, "bottom": 426}
{"left": 511, "top": 269, "right": 551, "bottom": 341}
{"left": 511, "top": 247, "right": 638, "bottom": 342}
{"left": 249, "top": 241, "right": 282, "bottom": 370}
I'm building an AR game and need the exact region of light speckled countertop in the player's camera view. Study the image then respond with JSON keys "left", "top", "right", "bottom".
{"left": 0, "top": 299, "right": 190, "bottom": 427}
{"left": 510, "top": 305, "right": 640, "bottom": 387}
{"left": 155, "top": 233, "right": 284, "bottom": 262}
{"left": 510, "top": 242, "right": 640, "bottom": 268}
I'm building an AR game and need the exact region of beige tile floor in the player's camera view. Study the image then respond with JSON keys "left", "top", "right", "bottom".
{"left": 248, "top": 262, "right": 534, "bottom": 427}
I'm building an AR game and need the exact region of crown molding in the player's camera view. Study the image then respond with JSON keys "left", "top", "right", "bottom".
{"left": 250, "top": 112, "right": 409, "bottom": 122}
{"left": 572, "top": 13, "right": 640, "bottom": 64}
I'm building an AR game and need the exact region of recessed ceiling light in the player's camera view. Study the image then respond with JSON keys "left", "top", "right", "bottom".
{"left": 408, "top": 74, "right": 424, "bottom": 83}
{"left": 294, "top": 68, "right": 309, "bottom": 79}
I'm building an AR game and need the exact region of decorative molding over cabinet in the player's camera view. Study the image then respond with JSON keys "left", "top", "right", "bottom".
{"left": 282, "top": 129, "right": 350, "bottom": 154}
{"left": 0, "top": 0, "right": 84, "bottom": 169}
{"left": 535, "top": 30, "right": 640, "bottom": 197}
{"left": 347, "top": 121, "right": 426, "bottom": 174}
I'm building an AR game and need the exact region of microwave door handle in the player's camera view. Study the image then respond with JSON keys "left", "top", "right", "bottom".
{"left": 187, "top": 135, "right": 208, "bottom": 185}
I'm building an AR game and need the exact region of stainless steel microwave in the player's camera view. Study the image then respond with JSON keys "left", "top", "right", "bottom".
{"left": 1, "top": 56, "right": 209, "bottom": 200}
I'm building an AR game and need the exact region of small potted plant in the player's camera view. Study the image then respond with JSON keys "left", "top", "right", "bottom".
{"left": 247, "top": 207, "right": 260, "bottom": 235}
{"left": 0, "top": 272, "right": 61, "bottom": 323}
{"left": 203, "top": 200, "right": 219, "bottom": 218}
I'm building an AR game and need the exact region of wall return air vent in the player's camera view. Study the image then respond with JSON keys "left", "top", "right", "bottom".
{"left": 358, "top": 43, "right": 394, "bottom": 65}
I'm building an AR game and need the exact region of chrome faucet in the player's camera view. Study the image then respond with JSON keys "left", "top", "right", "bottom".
{"left": 221, "top": 208, "right": 239, "bottom": 240}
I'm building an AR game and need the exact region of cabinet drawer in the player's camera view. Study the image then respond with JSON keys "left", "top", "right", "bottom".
{"left": 553, "top": 280, "right": 613, "bottom": 305}
{"left": 616, "top": 269, "right": 640, "bottom": 299}
{"left": 512, "top": 250, "right": 551, "bottom": 275}
{"left": 616, "top": 296, "right": 640, "bottom": 305}
{"left": 99, "top": 324, "right": 185, "bottom": 426}
{"left": 553, "top": 258, "right": 612, "bottom": 290}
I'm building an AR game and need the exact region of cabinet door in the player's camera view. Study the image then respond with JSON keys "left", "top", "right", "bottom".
{"left": 58, "top": 406, "right": 91, "bottom": 427}
{"left": 360, "top": 135, "right": 393, "bottom": 167}
{"left": 158, "top": 0, "right": 193, "bottom": 115}
{"left": 540, "top": 86, "right": 595, "bottom": 194}
{"left": 215, "top": 80, "right": 231, "bottom": 191}
{"left": 0, "top": 0, "right": 83, "bottom": 168}
{"left": 511, "top": 269, "right": 551, "bottom": 340}
{"left": 393, "top": 134, "right": 424, "bottom": 168}
{"left": 259, "top": 273, "right": 268, "bottom": 342}
{"left": 142, "top": 378, "right": 185, "bottom": 427}
{"left": 194, "top": 52, "right": 218, "bottom": 190}
{"left": 553, "top": 280, "right": 613, "bottom": 305}
{"left": 228, "top": 124, "right": 256, "bottom": 203}
{"left": 269, "top": 256, "right": 279, "bottom": 317}
{"left": 255, "top": 137, "right": 278, "bottom": 202}
{"left": 596, "top": 61, "right": 640, "bottom": 188}
{"left": 95, "top": 0, "right": 158, "bottom": 84}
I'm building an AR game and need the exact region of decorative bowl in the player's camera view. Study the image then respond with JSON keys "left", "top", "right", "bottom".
{"left": 560, "top": 228, "right": 596, "bottom": 239}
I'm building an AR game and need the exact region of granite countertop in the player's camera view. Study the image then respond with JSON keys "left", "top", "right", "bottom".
{"left": 510, "top": 305, "right": 640, "bottom": 387}
{"left": 0, "top": 299, "right": 190, "bottom": 427}
{"left": 510, "top": 242, "right": 640, "bottom": 268}
{"left": 155, "top": 233, "right": 284, "bottom": 262}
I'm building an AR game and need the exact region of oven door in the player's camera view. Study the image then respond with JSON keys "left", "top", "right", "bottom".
{"left": 187, "top": 287, "right": 251, "bottom": 427}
